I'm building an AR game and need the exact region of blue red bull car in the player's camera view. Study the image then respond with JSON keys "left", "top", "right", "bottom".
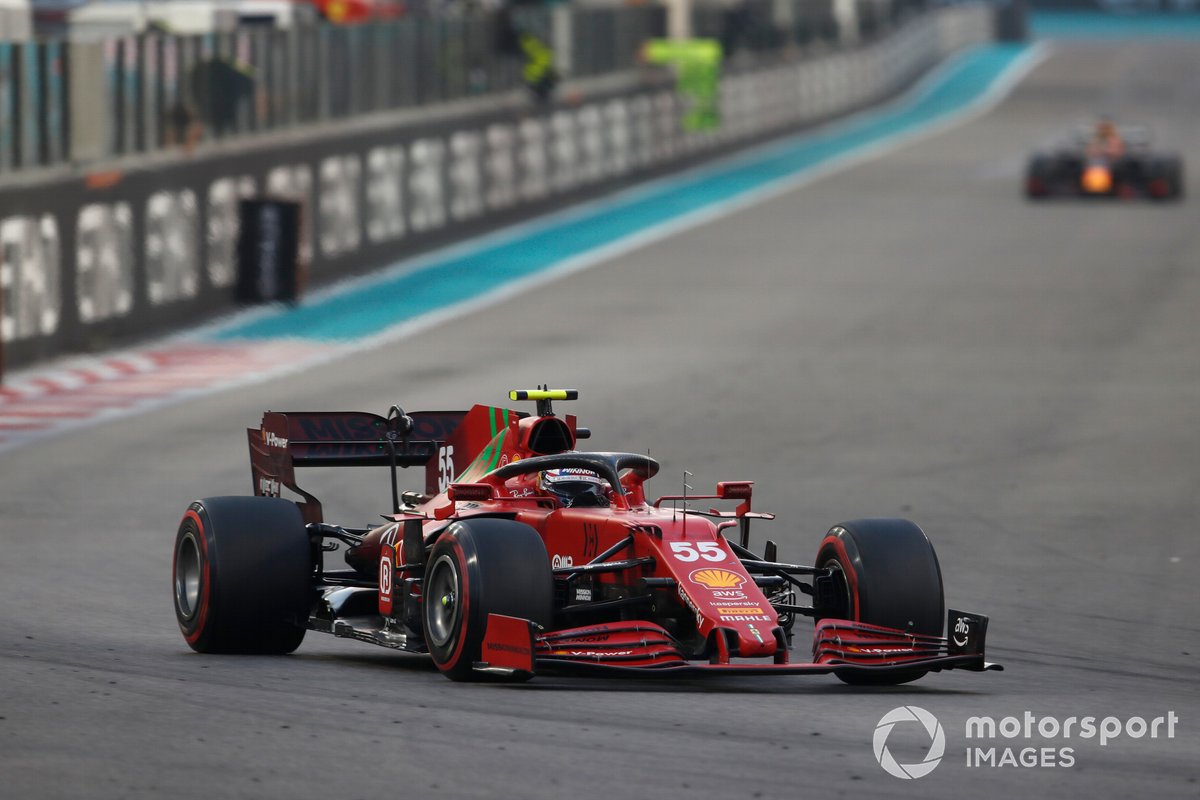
{"left": 172, "top": 389, "right": 1001, "bottom": 684}
{"left": 1025, "top": 124, "right": 1184, "bottom": 201}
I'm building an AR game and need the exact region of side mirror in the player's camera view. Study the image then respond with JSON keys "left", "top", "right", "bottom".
{"left": 716, "top": 481, "right": 753, "bottom": 500}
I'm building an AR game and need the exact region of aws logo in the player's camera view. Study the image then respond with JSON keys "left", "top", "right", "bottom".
{"left": 953, "top": 617, "right": 971, "bottom": 647}
{"left": 689, "top": 568, "right": 745, "bottom": 590}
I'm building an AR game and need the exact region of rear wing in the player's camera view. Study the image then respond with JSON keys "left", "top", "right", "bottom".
{"left": 248, "top": 409, "right": 467, "bottom": 523}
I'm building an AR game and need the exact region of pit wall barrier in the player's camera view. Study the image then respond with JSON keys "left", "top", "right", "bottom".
{"left": 0, "top": 5, "right": 995, "bottom": 371}
{"left": 0, "top": 7, "right": 668, "bottom": 174}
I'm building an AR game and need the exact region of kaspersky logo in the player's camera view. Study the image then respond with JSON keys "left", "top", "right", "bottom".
{"left": 874, "top": 706, "right": 946, "bottom": 779}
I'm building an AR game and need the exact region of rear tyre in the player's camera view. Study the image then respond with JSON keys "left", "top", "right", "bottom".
{"left": 1164, "top": 156, "right": 1185, "bottom": 200}
{"left": 815, "top": 518, "right": 944, "bottom": 685}
{"left": 423, "top": 518, "right": 553, "bottom": 681}
{"left": 173, "top": 496, "right": 312, "bottom": 654}
{"left": 1146, "top": 155, "right": 1184, "bottom": 201}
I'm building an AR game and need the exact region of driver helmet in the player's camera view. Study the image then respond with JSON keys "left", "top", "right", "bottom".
{"left": 539, "top": 468, "right": 610, "bottom": 508}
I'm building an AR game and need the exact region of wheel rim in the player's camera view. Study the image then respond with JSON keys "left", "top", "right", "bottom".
{"left": 425, "top": 554, "right": 462, "bottom": 649}
{"left": 175, "top": 532, "right": 202, "bottom": 620}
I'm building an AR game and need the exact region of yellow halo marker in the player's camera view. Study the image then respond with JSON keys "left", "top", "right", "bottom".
{"left": 509, "top": 389, "right": 578, "bottom": 402}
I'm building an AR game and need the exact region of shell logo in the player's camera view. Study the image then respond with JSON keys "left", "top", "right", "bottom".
{"left": 690, "top": 568, "right": 745, "bottom": 589}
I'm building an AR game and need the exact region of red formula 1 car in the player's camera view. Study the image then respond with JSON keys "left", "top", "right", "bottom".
{"left": 172, "top": 389, "right": 1001, "bottom": 684}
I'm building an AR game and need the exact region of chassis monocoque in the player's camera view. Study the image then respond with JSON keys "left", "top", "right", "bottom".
{"left": 172, "top": 389, "right": 1000, "bottom": 683}
{"left": 1025, "top": 126, "right": 1184, "bottom": 200}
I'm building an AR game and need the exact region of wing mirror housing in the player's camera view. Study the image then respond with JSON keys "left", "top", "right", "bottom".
{"left": 447, "top": 483, "right": 495, "bottom": 502}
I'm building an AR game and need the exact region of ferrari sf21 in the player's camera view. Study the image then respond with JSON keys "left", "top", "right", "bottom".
{"left": 172, "top": 389, "right": 1001, "bottom": 684}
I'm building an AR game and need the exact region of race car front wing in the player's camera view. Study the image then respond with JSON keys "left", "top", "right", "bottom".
{"left": 474, "top": 609, "right": 1002, "bottom": 679}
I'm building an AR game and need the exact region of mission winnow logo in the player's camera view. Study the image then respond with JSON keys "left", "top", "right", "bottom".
{"left": 872, "top": 706, "right": 1180, "bottom": 778}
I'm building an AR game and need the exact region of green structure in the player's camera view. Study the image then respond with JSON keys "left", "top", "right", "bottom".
{"left": 644, "top": 39, "right": 723, "bottom": 132}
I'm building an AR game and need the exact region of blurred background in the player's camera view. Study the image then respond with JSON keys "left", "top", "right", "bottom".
{"left": 0, "top": 0, "right": 1011, "bottom": 372}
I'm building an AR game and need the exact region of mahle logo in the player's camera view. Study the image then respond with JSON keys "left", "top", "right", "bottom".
{"left": 874, "top": 706, "right": 946, "bottom": 779}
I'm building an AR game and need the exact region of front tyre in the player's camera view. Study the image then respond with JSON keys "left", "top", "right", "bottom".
{"left": 1163, "top": 156, "right": 1185, "bottom": 200}
{"left": 423, "top": 518, "right": 553, "bottom": 681}
{"left": 816, "top": 518, "right": 944, "bottom": 685}
{"left": 1025, "top": 156, "right": 1052, "bottom": 199}
{"left": 173, "top": 496, "right": 312, "bottom": 654}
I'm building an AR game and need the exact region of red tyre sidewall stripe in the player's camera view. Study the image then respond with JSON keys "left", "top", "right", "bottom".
{"left": 442, "top": 538, "right": 472, "bottom": 671}
{"left": 182, "top": 509, "right": 211, "bottom": 645}
{"left": 820, "top": 533, "right": 860, "bottom": 622}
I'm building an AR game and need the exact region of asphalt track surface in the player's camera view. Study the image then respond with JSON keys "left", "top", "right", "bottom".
{"left": 2, "top": 39, "right": 1199, "bottom": 799}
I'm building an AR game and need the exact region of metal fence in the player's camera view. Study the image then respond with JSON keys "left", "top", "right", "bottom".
{"left": 569, "top": 5, "right": 667, "bottom": 78}
{"left": 0, "top": 5, "right": 667, "bottom": 177}
{"left": 691, "top": 0, "right": 932, "bottom": 54}
{"left": 103, "top": 17, "right": 529, "bottom": 154}
{"left": 0, "top": 40, "right": 68, "bottom": 173}
{"left": 0, "top": 0, "right": 943, "bottom": 178}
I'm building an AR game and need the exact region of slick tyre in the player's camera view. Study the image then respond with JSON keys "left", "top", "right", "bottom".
{"left": 1164, "top": 156, "right": 1185, "bottom": 200}
{"left": 423, "top": 519, "right": 553, "bottom": 682}
{"left": 816, "top": 518, "right": 944, "bottom": 685}
{"left": 173, "top": 496, "right": 312, "bottom": 654}
{"left": 1025, "top": 156, "right": 1052, "bottom": 198}
{"left": 1146, "top": 156, "right": 1184, "bottom": 201}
